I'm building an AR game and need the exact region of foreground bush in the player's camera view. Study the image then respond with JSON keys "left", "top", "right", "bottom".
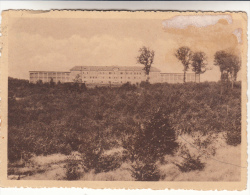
{"left": 175, "top": 154, "right": 205, "bottom": 172}
{"left": 123, "top": 109, "right": 179, "bottom": 163}
{"left": 123, "top": 109, "right": 179, "bottom": 181}
{"left": 65, "top": 152, "right": 85, "bottom": 180}
{"left": 131, "top": 160, "right": 160, "bottom": 181}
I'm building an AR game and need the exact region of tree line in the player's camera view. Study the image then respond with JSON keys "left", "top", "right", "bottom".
{"left": 137, "top": 46, "right": 241, "bottom": 87}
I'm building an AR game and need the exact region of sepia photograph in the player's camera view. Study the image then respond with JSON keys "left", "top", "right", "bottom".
{"left": 0, "top": 10, "right": 247, "bottom": 189}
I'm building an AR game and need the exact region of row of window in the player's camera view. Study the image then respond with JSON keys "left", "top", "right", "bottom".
{"left": 31, "top": 77, "right": 70, "bottom": 80}
{"left": 30, "top": 77, "right": 70, "bottom": 82}
{"left": 86, "top": 76, "right": 141, "bottom": 79}
{"left": 81, "top": 71, "right": 143, "bottom": 75}
{"left": 30, "top": 73, "right": 70, "bottom": 76}
{"left": 84, "top": 80, "right": 140, "bottom": 84}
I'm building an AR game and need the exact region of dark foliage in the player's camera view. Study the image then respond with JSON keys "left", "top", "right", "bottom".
{"left": 175, "top": 154, "right": 205, "bottom": 172}
{"left": 123, "top": 109, "right": 178, "bottom": 163}
{"left": 8, "top": 77, "right": 241, "bottom": 176}
{"left": 131, "top": 160, "right": 160, "bottom": 181}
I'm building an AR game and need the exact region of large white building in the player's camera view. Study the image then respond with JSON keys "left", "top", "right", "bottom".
{"left": 29, "top": 66, "right": 199, "bottom": 85}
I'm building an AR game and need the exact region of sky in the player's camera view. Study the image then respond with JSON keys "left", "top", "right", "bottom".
{"left": 8, "top": 13, "right": 244, "bottom": 81}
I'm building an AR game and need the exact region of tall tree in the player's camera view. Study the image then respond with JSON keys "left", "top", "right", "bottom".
{"left": 175, "top": 47, "right": 192, "bottom": 83}
{"left": 137, "top": 46, "right": 155, "bottom": 82}
{"left": 231, "top": 54, "right": 241, "bottom": 83}
{"left": 214, "top": 50, "right": 241, "bottom": 88}
{"left": 191, "top": 52, "right": 207, "bottom": 82}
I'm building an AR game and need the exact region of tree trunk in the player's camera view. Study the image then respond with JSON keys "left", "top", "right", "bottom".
{"left": 183, "top": 71, "right": 186, "bottom": 83}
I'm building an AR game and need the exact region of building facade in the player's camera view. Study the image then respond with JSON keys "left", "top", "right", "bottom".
{"left": 160, "top": 73, "right": 198, "bottom": 83}
{"left": 29, "top": 71, "right": 71, "bottom": 84}
{"left": 29, "top": 66, "right": 200, "bottom": 85}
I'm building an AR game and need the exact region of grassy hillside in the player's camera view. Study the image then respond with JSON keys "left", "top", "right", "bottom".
{"left": 8, "top": 78, "right": 241, "bottom": 180}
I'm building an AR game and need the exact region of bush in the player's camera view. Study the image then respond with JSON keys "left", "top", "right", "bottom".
{"left": 124, "top": 109, "right": 179, "bottom": 162}
{"left": 226, "top": 128, "right": 241, "bottom": 146}
{"left": 175, "top": 153, "right": 205, "bottom": 172}
{"left": 130, "top": 160, "right": 160, "bottom": 181}
{"left": 119, "top": 82, "right": 137, "bottom": 91}
{"left": 65, "top": 152, "right": 85, "bottom": 180}
{"left": 140, "top": 81, "right": 150, "bottom": 88}
{"left": 94, "top": 153, "right": 122, "bottom": 173}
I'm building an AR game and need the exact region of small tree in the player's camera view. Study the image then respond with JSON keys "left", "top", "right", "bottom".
{"left": 191, "top": 52, "right": 207, "bottom": 82}
{"left": 49, "top": 78, "right": 55, "bottom": 87}
{"left": 214, "top": 51, "right": 241, "bottom": 88}
{"left": 73, "top": 74, "right": 82, "bottom": 83}
{"left": 175, "top": 47, "right": 193, "bottom": 83}
{"left": 123, "top": 109, "right": 178, "bottom": 181}
{"left": 137, "top": 46, "right": 155, "bottom": 82}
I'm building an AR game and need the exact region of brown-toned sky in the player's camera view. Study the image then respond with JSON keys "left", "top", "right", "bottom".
{"left": 8, "top": 13, "right": 244, "bottom": 81}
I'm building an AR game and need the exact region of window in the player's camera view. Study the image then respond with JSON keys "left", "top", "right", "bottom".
{"left": 109, "top": 77, "right": 111, "bottom": 79}
{"left": 120, "top": 72, "right": 123, "bottom": 74}
{"left": 121, "top": 77, "right": 122, "bottom": 79}
{"left": 109, "top": 72, "right": 112, "bottom": 74}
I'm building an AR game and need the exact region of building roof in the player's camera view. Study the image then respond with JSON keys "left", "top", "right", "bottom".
{"left": 70, "top": 66, "right": 161, "bottom": 72}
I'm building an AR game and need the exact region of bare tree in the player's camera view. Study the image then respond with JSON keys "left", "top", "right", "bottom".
{"left": 137, "top": 46, "right": 155, "bottom": 82}
{"left": 214, "top": 50, "right": 241, "bottom": 88}
{"left": 175, "top": 47, "right": 192, "bottom": 83}
{"left": 191, "top": 52, "right": 208, "bottom": 82}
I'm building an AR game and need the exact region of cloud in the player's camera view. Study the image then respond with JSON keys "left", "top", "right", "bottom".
{"left": 162, "top": 15, "right": 232, "bottom": 29}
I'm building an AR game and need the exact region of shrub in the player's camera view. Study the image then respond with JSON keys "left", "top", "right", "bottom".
{"left": 226, "top": 128, "right": 241, "bottom": 146}
{"left": 175, "top": 153, "right": 205, "bottom": 172}
{"left": 124, "top": 109, "right": 178, "bottom": 181}
{"left": 124, "top": 109, "right": 179, "bottom": 162}
{"left": 140, "top": 81, "right": 150, "bottom": 88}
{"left": 65, "top": 152, "right": 85, "bottom": 180}
{"left": 130, "top": 160, "right": 160, "bottom": 181}
{"left": 94, "top": 153, "right": 122, "bottom": 173}
{"left": 175, "top": 144, "right": 205, "bottom": 172}
{"left": 119, "top": 82, "right": 137, "bottom": 91}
